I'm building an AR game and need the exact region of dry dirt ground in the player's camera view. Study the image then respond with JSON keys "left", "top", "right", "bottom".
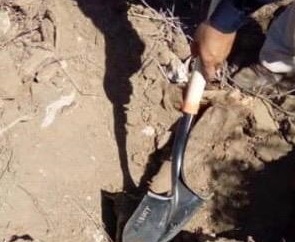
{"left": 0, "top": 0, "right": 295, "bottom": 242}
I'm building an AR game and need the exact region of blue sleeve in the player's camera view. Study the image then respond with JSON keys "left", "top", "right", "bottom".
{"left": 209, "top": 0, "right": 277, "bottom": 33}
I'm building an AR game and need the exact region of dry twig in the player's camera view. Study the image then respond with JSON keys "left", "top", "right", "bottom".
{"left": 227, "top": 75, "right": 295, "bottom": 117}
{"left": 0, "top": 150, "right": 13, "bottom": 181}
{"left": 132, "top": 0, "right": 184, "bottom": 33}
{"left": 0, "top": 27, "right": 40, "bottom": 49}
{"left": 18, "top": 185, "right": 53, "bottom": 230}
{"left": 0, "top": 115, "right": 32, "bottom": 137}
{"left": 269, "top": 88, "right": 295, "bottom": 99}
{"left": 71, "top": 199, "right": 113, "bottom": 242}
{"left": 38, "top": 56, "right": 101, "bottom": 97}
{"left": 129, "top": 12, "right": 179, "bottom": 21}
{"left": 153, "top": 58, "right": 170, "bottom": 83}
{"left": 214, "top": 63, "right": 295, "bottom": 117}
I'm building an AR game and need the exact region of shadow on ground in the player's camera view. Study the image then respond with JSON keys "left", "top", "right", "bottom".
{"left": 72, "top": 0, "right": 145, "bottom": 240}
{"left": 171, "top": 150, "right": 295, "bottom": 242}
{"left": 74, "top": 0, "right": 145, "bottom": 193}
{"left": 215, "top": 150, "right": 295, "bottom": 242}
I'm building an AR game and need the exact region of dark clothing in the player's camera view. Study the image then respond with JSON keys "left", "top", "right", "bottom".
{"left": 210, "top": 0, "right": 277, "bottom": 32}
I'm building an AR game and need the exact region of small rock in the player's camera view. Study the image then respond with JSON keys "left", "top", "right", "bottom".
{"left": 133, "top": 4, "right": 145, "bottom": 14}
{"left": 162, "top": 84, "right": 182, "bottom": 111}
{"left": 131, "top": 152, "right": 146, "bottom": 166}
{"left": 247, "top": 236, "right": 256, "bottom": 242}
{"left": 171, "top": 30, "right": 190, "bottom": 60}
{"left": 144, "top": 84, "right": 163, "bottom": 105}
{"left": 166, "top": 56, "right": 189, "bottom": 84}
{"left": 41, "top": 92, "right": 76, "bottom": 128}
{"left": 157, "top": 47, "right": 172, "bottom": 66}
{"left": 255, "top": 133, "right": 292, "bottom": 162}
{"left": 282, "top": 95, "right": 295, "bottom": 112}
{"left": 142, "top": 62, "right": 161, "bottom": 81}
{"left": 141, "top": 126, "right": 155, "bottom": 137}
{"left": 127, "top": 111, "right": 141, "bottom": 126}
{"left": 251, "top": 99, "right": 278, "bottom": 132}
{"left": 0, "top": 10, "right": 10, "bottom": 38}
{"left": 225, "top": 139, "right": 249, "bottom": 162}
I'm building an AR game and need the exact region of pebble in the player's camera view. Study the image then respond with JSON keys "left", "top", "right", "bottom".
{"left": 141, "top": 126, "right": 155, "bottom": 137}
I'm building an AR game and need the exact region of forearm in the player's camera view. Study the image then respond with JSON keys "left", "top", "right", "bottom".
{"left": 209, "top": 0, "right": 277, "bottom": 33}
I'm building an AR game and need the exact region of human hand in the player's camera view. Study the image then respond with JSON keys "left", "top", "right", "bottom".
{"left": 191, "top": 21, "right": 236, "bottom": 80}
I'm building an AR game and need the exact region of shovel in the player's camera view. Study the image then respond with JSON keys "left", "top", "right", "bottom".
{"left": 122, "top": 66, "right": 207, "bottom": 242}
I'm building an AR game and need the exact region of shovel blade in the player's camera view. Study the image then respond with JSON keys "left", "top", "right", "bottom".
{"left": 123, "top": 182, "right": 204, "bottom": 242}
{"left": 159, "top": 181, "right": 204, "bottom": 242}
{"left": 122, "top": 192, "right": 171, "bottom": 242}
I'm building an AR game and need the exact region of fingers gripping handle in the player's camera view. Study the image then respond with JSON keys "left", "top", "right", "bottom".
{"left": 181, "top": 0, "right": 220, "bottom": 114}
{"left": 182, "top": 70, "right": 206, "bottom": 114}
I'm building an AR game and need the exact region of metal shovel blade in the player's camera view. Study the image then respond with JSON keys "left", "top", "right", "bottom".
{"left": 159, "top": 181, "right": 203, "bottom": 242}
{"left": 122, "top": 185, "right": 203, "bottom": 242}
{"left": 122, "top": 192, "right": 172, "bottom": 242}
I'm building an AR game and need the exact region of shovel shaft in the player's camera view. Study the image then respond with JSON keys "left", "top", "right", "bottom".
{"left": 171, "top": 114, "right": 193, "bottom": 216}
{"left": 170, "top": 60, "right": 206, "bottom": 220}
{"left": 172, "top": 114, "right": 193, "bottom": 191}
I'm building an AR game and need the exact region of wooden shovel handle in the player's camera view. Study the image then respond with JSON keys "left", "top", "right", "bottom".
{"left": 182, "top": 69, "right": 206, "bottom": 114}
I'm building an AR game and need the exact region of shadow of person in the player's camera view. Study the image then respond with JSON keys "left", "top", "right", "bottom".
{"left": 72, "top": 1, "right": 145, "bottom": 240}
{"left": 165, "top": 150, "right": 295, "bottom": 242}
{"left": 207, "top": 150, "right": 295, "bottom": 242}
{"left": 73, "top": 0, "right": 145, "bottom": 192}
